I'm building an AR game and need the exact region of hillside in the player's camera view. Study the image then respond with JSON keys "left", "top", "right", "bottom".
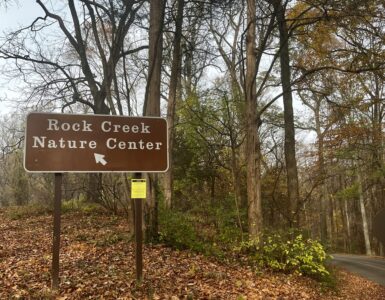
{"left": 1, "top": 209, "right": 384, "bottom": 299}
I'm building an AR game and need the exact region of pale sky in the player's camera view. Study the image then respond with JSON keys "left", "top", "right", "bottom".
{"left": 0, "top": 2, "right": 42, "bottom": 116}
{"left": 0, "top": 2, "right": 41, "bottom": 30}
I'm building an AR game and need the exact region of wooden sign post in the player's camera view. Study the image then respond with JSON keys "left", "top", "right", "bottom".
{"left": 24, "top": 112, "right": 168, "bottom": 289}
{"left": 131, "top": 173, "right": 146, "bottom": 282}
{"left": 51, "top": 173, "right": 62, "bottom": 289}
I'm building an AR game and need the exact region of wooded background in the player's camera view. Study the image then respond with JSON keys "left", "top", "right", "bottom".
{"left": 0, "top": 0, "right": 384, "bottom": 257}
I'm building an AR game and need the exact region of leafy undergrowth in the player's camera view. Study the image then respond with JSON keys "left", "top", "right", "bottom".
{"left": 1, "top": 210, "right": 385, "bottom": 299}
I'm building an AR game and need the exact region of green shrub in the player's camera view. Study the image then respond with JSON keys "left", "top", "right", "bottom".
{"left": 5, "top": 204, "right": 51, "bottom": 220}
{"left": 237, "top": 231, "right": 331, "bottom": 282}
{"left": 159, "top": 209, "right": 205, "bottom": 253}
{"left": 175, "top": 197, "right": 246, "bottom": 255}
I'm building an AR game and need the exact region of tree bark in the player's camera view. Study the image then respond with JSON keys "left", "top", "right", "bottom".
{"left": 164, "top": 0, "right": 185, "bottom": 209}
{"left": 371, "top": 73, "right": 385, "bottom": 210}
{"left": 344, "top": 198, "right": 351, "bottom": 252}
{"left": 274, "top": 0, "right": 300, "bottom": 226}
{"left": 313, "top": 101, "right": 328, "bottom": 244}
{"left": 143, "top": 0, "right": 165, "bottom": 241}
{"left": 357, "top": 171, "right": 372, "bottom": 255}
{"left": 245, "top": 0, "right": 263, "bottom": 238}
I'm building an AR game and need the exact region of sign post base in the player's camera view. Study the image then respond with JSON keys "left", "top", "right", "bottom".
{"left": 51, "top": 173, "right": 62, "bottom": 290}
{"left": 133, "top": 172, "right": 143, "bottom": 283}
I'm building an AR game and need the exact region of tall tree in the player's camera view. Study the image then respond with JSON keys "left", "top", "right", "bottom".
{"left": 208, "top": 2, "right": 246, "bottom": 211}
{"left": 245, "top": 0, "right": 262, "bottom": 238}
{"left": 143, "top": 0, "right": 166, "bottom": 240}
{"left": 164, "top": 0, "right": 185, "bottom": 209}
{"left": 272, "top": 0, "right": 300, "bottom": 226}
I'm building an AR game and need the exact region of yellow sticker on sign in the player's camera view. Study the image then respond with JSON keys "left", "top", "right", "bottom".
{"left": 131, "top": 179, "right": 147, "bottom": 199}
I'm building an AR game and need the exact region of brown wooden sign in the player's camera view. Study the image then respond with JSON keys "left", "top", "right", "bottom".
{"left": 24, "top": 112, "right": 168, "bottom": 172}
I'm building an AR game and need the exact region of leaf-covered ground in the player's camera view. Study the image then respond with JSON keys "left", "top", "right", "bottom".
{"left": 1, "top": 210, "right": 385, "bottom": 299}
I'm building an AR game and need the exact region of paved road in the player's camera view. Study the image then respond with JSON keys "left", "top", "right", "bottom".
{"left": 330, "top": 254, "right": 385, "bottom": 286}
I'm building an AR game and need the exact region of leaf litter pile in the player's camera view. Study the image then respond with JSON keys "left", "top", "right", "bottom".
{"left": 1, "top": 210, "right": 385, "bottom": 299}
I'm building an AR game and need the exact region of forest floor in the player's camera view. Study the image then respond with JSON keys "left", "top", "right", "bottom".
{"left": 1, "top": 209, "right": 385, "bottom": 299}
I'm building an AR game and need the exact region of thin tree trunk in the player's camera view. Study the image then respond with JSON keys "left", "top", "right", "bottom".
{"left": 320, "top": 183, "right": 328, "bottom": 244}
{"left": 357, "top": 171, "right": 372, "bottom": 255}
{"left": 210, "top": 175, "right": 215, "bottom": 207}
{"left": 86, "top": 173, "right": 102, "bottom": 203}
{"left": 122, "top": 174, "right": 134, "bottom": 237}
{"left": 329, "top": 194, "right": 336, "bottom": 248}
{"left": 371, "top": 74, "right": 385, "bottom": 212}
{"left": 338, "top": 198, "right": 347, "bottom": 251}
{"left": 314, "top": 102, "right": 328, "bottom": 244}
{"left": 164, "top": 0, "right": 185, "bottom": 209}
{"left": 344, "top": 198, "right": 351, "bottom": 251}
{"left": 231, "top": 153, "right": 244, "bottom": 239}
{"left": 245, "top": 0, "right": 262, "bottom": 238}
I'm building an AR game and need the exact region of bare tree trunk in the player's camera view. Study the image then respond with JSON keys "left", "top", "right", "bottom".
{"left": 86, "top": 173, "right": 102, "bottom": 203}
{"left": 372, "top": 74, "right": 385, "bottom": 209}
{"left": 329, "top": 194, "right": 336, "bottom": 248}
{"left": 344, "top": 198, "right": 351, "bottom": 252}
{"left": 338, "top": 197, "right": 347, "bottom": 251}
{"left": 357, "top": 171, "right": 372, "bottom": 255}
{"left": 320, "top": 183, "right": 329, "bottom": 243}
{"left": 122, "top": 174, "right": 134, "bottom": 237}
{"left": 274, "top": 0, "right": 300, "bottom": 226}
{"left": 231, "top": 151, "right": 244, "bottom": 238}
{"left": 209, "top": 4, "right": 246, "bottom": 213}
{"left": 164, "top": 0, "right": 185, "bottom": 209}
{"left": 313, "top": 102, "right": 328, "bottom": 244}
{"left": 144, "top": 0, "right": 165, "bottom": 241}
{"left": 245, "top": 0, "right": 262, "bottom": 238}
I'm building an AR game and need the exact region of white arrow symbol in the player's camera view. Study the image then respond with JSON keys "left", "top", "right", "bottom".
{"left": 94, "top": 153, "right": 107, "bottom": 166}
